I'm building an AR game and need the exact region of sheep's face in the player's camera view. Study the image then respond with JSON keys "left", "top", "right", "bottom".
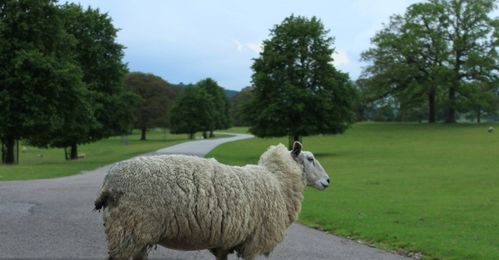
{"left": 291, "top": 142, "right": 330, "bottom": 190}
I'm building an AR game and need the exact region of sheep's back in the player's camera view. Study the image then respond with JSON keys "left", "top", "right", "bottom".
{"left": 104, "top": 154, "right": 288, "bottom": 251}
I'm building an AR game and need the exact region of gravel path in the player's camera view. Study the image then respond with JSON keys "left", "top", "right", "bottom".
{"left": 0, "top": 133, "right": 407, "bottom": 259}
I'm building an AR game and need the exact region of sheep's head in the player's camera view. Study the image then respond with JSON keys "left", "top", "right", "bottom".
{"left": 291, "top": 141, "right": 330, "bottom": 190}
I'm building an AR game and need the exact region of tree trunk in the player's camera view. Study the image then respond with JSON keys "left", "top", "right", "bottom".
{"left": 70, "top": 143, "right": 78, "bottom": 160}
{"left": 189, "top": 133, "right": 194, "bottom": 140}
{"left": 428, "top": 90, "right": 436, "bottom": 123}
{"left": 446, "top": 86, "right": 457, "bottom": 123}
{"left": 140, "top": 127, "right": 147, "bottom": 141}
{"left": 209, "top": 130, "right": 214, "bottom": 138}
{"left": 4, "top": 136, "right": 16, "bottom": 165}
{"left": 203, "top": 131, "right": 208, "bottom": 139}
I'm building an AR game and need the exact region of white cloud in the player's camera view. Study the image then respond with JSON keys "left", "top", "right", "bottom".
{"left": 245, "top": 42, "right": 262, "bottom": 54}
{"left": 233, "top": 40, "right": 244, "bottom": 52}
{"left": 233, "top": 40, "right": 262, "bottom": 54}
{"left": 331, "top": 50, "right": 350, "bottom": 66}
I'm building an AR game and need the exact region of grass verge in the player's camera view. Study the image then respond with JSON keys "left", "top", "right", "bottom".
{"left": 0, "top": 129, "right": 192, "bottom": 180}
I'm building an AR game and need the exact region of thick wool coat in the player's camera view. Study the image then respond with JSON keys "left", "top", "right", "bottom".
{"left": 97, "top": 144, "right": 305, "bottom": 259}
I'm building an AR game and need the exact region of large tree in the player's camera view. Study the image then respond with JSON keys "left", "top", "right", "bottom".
{"left": 245, "top": 15, "right": 356, "bottom": 147}
{"left": 0, "top": 0, "right": 91, "bottom": 164}
{"left": 59, "top": 3, "right": 133, "bottom": 158}
{"left": 170, "top": 87, "right": 214, "bottom": 139}
{"left": 440, "top": 0, "right": 499, "bottom": 122}
{"left": 361, "top": 0, "right": 499, "bottom": 123}
{"left": 197, "top": 78, "right": 231, "bottom": 137}
{"left": 124, "top": 72, "right": 176, "bottom": 140}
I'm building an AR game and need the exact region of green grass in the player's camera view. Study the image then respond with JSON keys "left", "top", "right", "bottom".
{"left": 207, "top": 123, "right": 499, "bottom": 259}
{"left": 0, "top": 129, "right": 193, "bottom": 180}
{"left": 215, "top": 127, "right": 250, "bottom": 134}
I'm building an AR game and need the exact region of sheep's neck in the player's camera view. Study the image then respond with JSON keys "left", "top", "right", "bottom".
{"left": 277, "top": 169, "right": 306, "bottom": 226}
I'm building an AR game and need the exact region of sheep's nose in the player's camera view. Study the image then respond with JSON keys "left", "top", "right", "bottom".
{"left": 327, "top": 178, "right": 330, "bottom": 184}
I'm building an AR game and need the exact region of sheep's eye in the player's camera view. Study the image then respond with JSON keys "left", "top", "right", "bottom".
{"left": 307, "top": 157, "right": 314, "bottom": 162}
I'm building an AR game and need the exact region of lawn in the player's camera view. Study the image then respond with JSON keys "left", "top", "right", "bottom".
{"left": 206, "top": 123, "right": 499, "bottom": 259}
{"left": 0, "top": 129, "right": 193, "bottom": 180}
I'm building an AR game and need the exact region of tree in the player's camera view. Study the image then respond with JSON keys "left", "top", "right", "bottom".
{"left": 360, "top": 0, "right": 499, "bottom": 123}
{"left": 124, "top": 72, "right": 176, "bottom": 140}
{"left": 244, "top": 15, "right": 357, "bottom": 147}
{"left": 0, "top": 0, "right": 90, "bottom": 164}
{"left": 197, "top": 78, "right": 231, "bottom": 137}
{"left": 60, "top": 3, "right": 132, "bottom": 158}
{"left": 439, "top": 0, "right": 499, "bottom": 122}
{"left": 170, "top": 87, "right": 214, "bottom": 139}
{"left": 230, "top": 86, "right": 254, "bottom": 126}
{"left": 461, "top": 81, "right": 499, "bottom": 123}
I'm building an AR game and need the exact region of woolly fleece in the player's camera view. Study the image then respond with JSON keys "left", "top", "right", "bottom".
{"left": 97, "top": 144, "right": 306, "bottom": 259}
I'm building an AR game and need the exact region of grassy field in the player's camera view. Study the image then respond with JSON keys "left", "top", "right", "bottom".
{"left": 0, "top": 129, "right": 194, "bottom": 180}
{"left": 206, "top": 123, "right": 499, "bottom": 259}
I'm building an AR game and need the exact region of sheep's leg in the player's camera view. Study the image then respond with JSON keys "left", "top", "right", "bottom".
{"left": 132, "top": 247, "right": 148, "bottom": 260}
{"left": 209, "top": 248, "right": 229, "bottom": 260}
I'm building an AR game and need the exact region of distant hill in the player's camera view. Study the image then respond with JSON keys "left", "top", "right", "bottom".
{"left": 172, "top": 82, "right": 239, "bottom": 98}
{"left": 223, "top": 89, "right": 239, "bottom": 99}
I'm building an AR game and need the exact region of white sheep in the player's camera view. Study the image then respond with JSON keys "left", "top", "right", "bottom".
{"left": 95, "top": 142, "right": 330, "bottom": 260}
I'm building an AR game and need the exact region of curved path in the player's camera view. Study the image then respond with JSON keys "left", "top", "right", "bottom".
{"left": 0, "top": 133, "right": 407, "bottom": 259}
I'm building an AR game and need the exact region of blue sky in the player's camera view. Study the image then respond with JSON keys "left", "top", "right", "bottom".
{"left": 69, "top": 0, "right": 426, "bottom": 90}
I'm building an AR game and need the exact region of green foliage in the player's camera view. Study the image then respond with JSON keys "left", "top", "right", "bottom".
{"left": 124, "top": 72, "right": 176, "bottom": 140}
{"left": 361, "top": 0, "right": 499, "bottom": 123}
{"left": 208, "top": 123, "right": 499, "bottom": 259}
{"left": 245, "top": 15, "right": 357, "bottom": 141}
{"left": 0, "top": 0, "right": 88, "bottom": 163}
{"left": 197, "top": 78, "right": 231, "bottom": 132}
{"left": 461, "top": 81, "right": 499, "bottom": 122}
{"left": 170, "top": 87, "right": 215, "bottom": 138}
{"left": 0, "top": 2, "right": 135, "bottom": 163}
{"left": 170, "top": 79, "right": 232, "bottom": 138}
{"left": 62, "top": 3, "right": 132, "bottom": 140}
{"left": 230, "top": 86, "right": 254, "bottom": 126}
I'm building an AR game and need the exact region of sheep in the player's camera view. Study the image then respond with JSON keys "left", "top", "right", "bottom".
{"left": 95, "top": 141, "right": 330, "bottom": 260}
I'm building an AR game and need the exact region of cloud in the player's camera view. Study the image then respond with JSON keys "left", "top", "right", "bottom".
{"left": 233, "top": 40, "right": 245, "bottom": 52}
{"left": 331, "top": 50, "right": 350, "bottom": 66}
{"left": 233, "top": 40, "right": 262, "bottom": 54}
{"left": 245, "top": 42, "right": 262, "bottom": 54}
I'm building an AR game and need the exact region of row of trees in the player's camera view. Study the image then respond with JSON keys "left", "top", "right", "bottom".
{"left": 0, "top": 0, "right": 133, "bottom": 164}
{"left": 170, "top": 78, "right": 231, "bottom": 139}
{"left": 124, "top": 73, "right": 231, "bottom": 141}
{"left": 0, "top": 3, "right": 355, "bottom": 164}
{"left": 131, "top": 15, "right": 358, "bottom": 149}
{"left": 359, "top": 0, "right": 499, "bottom": 123}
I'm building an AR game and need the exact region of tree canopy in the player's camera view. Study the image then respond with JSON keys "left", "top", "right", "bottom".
{"left": 360, "top": 0, "right": 499, "bottom": 123}
{"left": 197, "top": 78, "right": 231, "bottom": 136}
{"left": 170, "top": 87, "right": 215, "bottom": 139}
{"left": 60, "top": 3, "right": 133, "bottom": 158}
{"left": 169, "top": 79, "right": 231, "bottom": 139}
{"left": 0, "top": 1, "right": 134, "bottom": 163}
{"left": 244, "top": 15, "right": 357, "bottom": 146}
{"left": 0, "top": 0, "right": 91, "bottom": 163}
{"left": 124, "top": 72, "right": 176, "bottom": 140}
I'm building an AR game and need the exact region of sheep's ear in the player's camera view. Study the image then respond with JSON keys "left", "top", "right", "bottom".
{"left": 291, "top": 141, "right": 302, "bottom": 157}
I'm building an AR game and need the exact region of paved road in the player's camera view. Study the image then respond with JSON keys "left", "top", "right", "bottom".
{"left": 0, "top": 133, "right": 407, "bottom": 259}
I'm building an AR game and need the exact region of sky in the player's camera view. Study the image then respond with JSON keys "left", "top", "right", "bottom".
{"left": 68, "top": 0, "right": 425, "bottom": 91}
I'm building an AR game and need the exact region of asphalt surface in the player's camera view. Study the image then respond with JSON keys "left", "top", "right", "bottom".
{"left": 0, "top": 133, "right": 408, "bottom": 259}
